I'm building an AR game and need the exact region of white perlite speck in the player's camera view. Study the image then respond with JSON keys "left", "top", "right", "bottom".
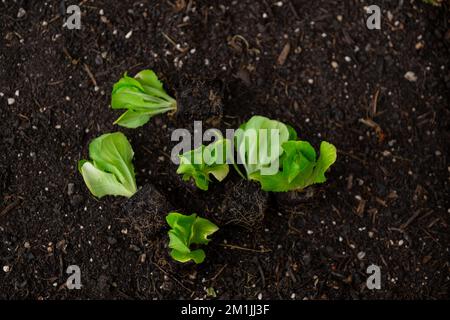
{"left": 17, "top": 8, "right": 26, "bottom": 18}
{"left": 125, "top": 30, "right": 133, "bottom": 39}
{"left": 7, "top": 98, "right": 15, "bottom": 105}
{"left": 3, "top": 265, "right": 10, "bottom": 273}
{"left": 404, "top": 71, "right": 417, "bottom": 82}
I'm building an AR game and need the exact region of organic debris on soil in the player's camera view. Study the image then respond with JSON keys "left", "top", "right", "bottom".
{"left": 216, "top": 180, "right": 268, "bottom": 230}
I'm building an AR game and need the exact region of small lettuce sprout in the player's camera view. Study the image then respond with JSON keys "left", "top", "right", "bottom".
{"left": 78, "top": 132, "right": 137, "bottom": 198}
{"left": 234, "top": 115, "right": 297, "bottom": 178}
{"left": 253, "top": 140, "right": 337, "bottom": 192}
{"left": 234, "top": 115, "right": 337, "bottom": 192}
{"left": 111, "top": 69, "right": 176, "bottom": 128}
{"left": 166, "top": 212, "right": 218, "bottom": 264}
{"left": 177, "top": 139, "right": 231, "bottom": 191}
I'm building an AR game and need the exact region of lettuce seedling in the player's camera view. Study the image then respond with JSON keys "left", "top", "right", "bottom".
{"left": 78, "top": 132, "right": 137, "bottom": 198}
{"left": 177, "top": 139, "right": 231, "bottom": 191}
{"left": 234, "top": 115, "right": 297, "bottom": 178}
{"left": 111, "top": 69, "right": 176, "bottom": 128}
{"left": 253, "top": 140, "right": 337, "bottom": 192}
{"left": 166, "top": 212, "right": 218, "bottom": 264}
{"left": 234, "top": 115, "right": 337, "bottom": 192}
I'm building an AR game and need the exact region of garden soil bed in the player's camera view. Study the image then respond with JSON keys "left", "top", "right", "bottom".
{"left": 0, "top": 0, "right": 449, "bottom": 299}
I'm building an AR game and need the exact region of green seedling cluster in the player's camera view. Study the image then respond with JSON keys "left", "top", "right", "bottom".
{"left": 166, "top": 212, "right": 218, "bottom": 264}
{"left": 176, "top": 115, "right": 337, "bottom": 193}
{"left": 112, "top": 70, "right": 176, "bottom": 128}
{"left": 177, "top": 139, "right": 231, "bottom": 191}
{"left": 78, "top": 69, "right": 337, "bottom": 264}
{"left": 234, "top": 116, "right": 337, "bottom": 192}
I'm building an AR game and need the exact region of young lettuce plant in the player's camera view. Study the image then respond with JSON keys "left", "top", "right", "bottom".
{"left": 234, "top": 115, "right": 297, "bottom": 179}
{"left": 252, "top": 140, "right": 337, "bottom": 192}
{"left": 111, "top": 69, "right": 176, "bottom": 128}
{"left": 78, "top": 132, "right": 137, "bottom": 198}
{"left": 234, "top": 115, "right": 337, "bottom": 192}
{"left": 166, "top": 212, "right": 218, "bottom": 264}
{"left": 177, "top": 139, "right": 231, "bottom": 191}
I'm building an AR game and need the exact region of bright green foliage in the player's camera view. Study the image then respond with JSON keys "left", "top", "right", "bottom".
{"left": 166, "top": 212, "right": 219, "bottom": 264}
{"left": 234, "top": 115, "right": 337, "bottom": 192}
{"left": 254, "top": 141, "right": 337, "bottom": 192}
{"left": 234, "top": 115, "right": 297, "bottom": 178}
{"left": 177, "top": 139, "right": 231, "bottom": 191}
{"left": 111, "top": 69, "right": 176, "bottom": 128}
{"left": 78, "top": 132, "right": 137, "bottom": 198}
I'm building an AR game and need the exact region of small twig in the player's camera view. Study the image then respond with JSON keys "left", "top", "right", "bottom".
{"left": 359, "top": 118, "right": 385, "bottom": 142}
{"left": 427, "top": 218, "right": 441, "bottom": 229}
{"left": 228, "top": 35, "right": 260, "bottom": 55}
{"left": 211, "top": 264, "right": 227, "bottom": 281}
{"left": 255, "top": 258, "right": 266, "bottom": 287}
{"left": 83, "top": 63, "right": 98, "bottom": 87}
{"left": 63, "top": 47, "right": 77, "bottom": 64}
{"left": 288, "top": 214, "right": 302, "bottom": 235}
{"left": 287, "top": 1, "right": 299, "bottom": 20}
{"left": 0, "top": 197, "right": 23, "bottom": 218}
{"left": 369, "top": 88, "right": 380, "bottom": 117}
{"left": 161, "top": 32, "right": 188, "bottom": 53}
{"left": 220, "top": 244, "right": 271, "bottom": 253}
{"left": 421, "top": 228, "right": 441, "bottom": 247}
{"left": 151, "top": 262, "right": 193, "bottom": 293}
{"left": 48, "top": 15, "right": 61, "bottom": 25}
{"left": 142, "top": 146, "right": 153, "bottom": 156}
{"left": 400, "top": 210, "right": 422, "bottom": 230}
{"left": 286, "top": 258, "right": 297, "bottom": 283}
{"left": 18, "top": 114, "right": 30, "bottom": 121}
{"left": 338, "top": 150, "right": 367, "bottom": 165}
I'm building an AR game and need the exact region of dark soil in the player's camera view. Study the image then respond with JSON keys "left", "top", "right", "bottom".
{"left": 121, "top": 183, "right": 172, "bottom": 237}
{"left": 1, "top": 0, "right": 449, "bottom": 300}
{"left": 174, "top": 77, "right": 223, "bottom": 126}
{"left": 215, "top": 179, "right": 269, "bottom": 229}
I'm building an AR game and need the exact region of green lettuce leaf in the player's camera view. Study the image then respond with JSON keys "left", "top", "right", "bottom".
{"left": 234, "top": 115, "right": 293, "bottom": 177}
{"left": 111, "top": 69, "right": 176, "bottom": 128}
{"left": 256, "top": 140, "right": 337, "bottom": 192}
{"left": 308, "top": 141, "right": 337, "bottom": 184}
{"left": 177, "top": 139, "right": 231, "bottom": 191}
{"left": 166, "top": 212, "right": 218, "bottom": 264}
{"left": 78, "top": 132, "right": 137, "bottom": 198}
